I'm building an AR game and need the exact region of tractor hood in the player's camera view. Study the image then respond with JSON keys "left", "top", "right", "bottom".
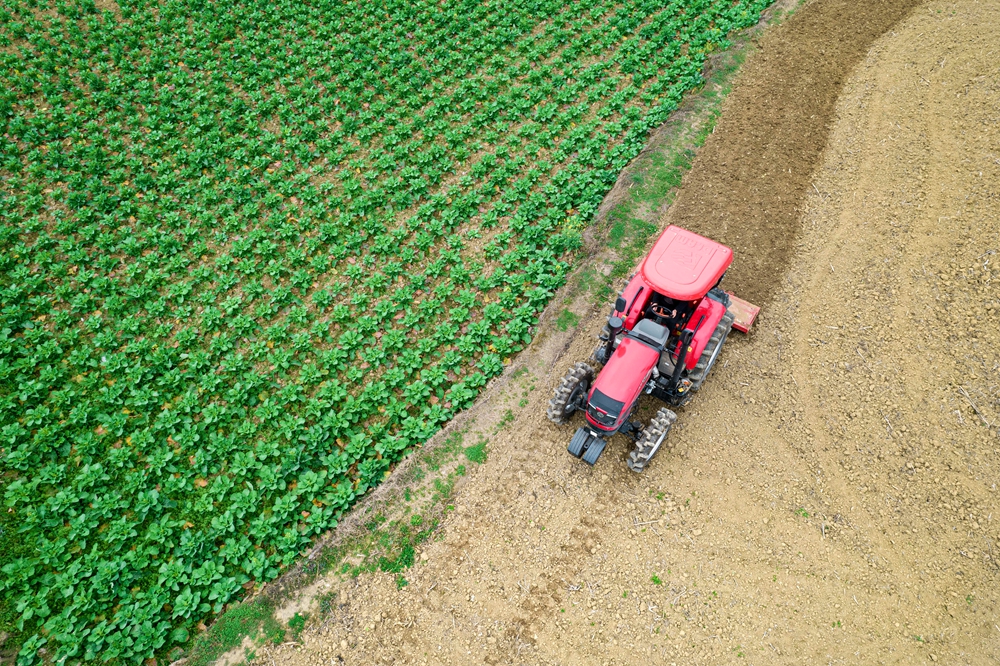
{"left": 586, "top": 337, "right": 659, "bottom": 431}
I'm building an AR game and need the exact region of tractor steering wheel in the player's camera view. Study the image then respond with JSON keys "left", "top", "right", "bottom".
{"left": 651, "top": 303, "right": 676, "bottom": 320}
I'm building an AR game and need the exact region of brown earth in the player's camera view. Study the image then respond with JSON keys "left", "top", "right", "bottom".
{"left": 248, "top": 0, "right": 1000, "bottom": 664}
{"left": 669, "top": 0, "right": 926, "bottom": 306}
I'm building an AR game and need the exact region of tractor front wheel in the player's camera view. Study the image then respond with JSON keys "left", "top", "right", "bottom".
{"left": 547, "top": 362, "right": 594, "bottom": 425}
{"left": 627, "top": 407, "right": 677, "bottom": 473}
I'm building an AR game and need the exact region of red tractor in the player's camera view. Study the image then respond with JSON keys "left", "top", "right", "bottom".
{"left": 547, "top": 226, "right": 758, "bottom": 472}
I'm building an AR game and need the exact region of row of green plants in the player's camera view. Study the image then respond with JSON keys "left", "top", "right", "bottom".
{"left": 0, "top": 0, "right": 772, "bottom": 661}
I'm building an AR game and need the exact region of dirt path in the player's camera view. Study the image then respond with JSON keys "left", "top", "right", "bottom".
{"left": 251, "top": 0, "right": 1000, "bottom": 664}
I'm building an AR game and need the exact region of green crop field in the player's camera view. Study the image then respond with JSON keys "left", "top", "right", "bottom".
{"left": 0, "top": 0, "right": 770, "bottom": 661}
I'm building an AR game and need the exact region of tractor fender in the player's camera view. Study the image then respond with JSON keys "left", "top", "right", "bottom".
{"left": 681, "top": 297, "right": 727, "bottom": 370}
{"left": 614, "top": 273, "right": 654, "bottom": 331}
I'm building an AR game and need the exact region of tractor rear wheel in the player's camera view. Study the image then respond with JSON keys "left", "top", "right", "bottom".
{"left": 677, "top": 310, "right": 735, "bottom": 406}
{"left": 627, "top": 407, "right": 677, "bottom": 473}
{"left": 707, "top": 286, "right": 731, "bottom": 308}
{"left": 547, "top": 362, "right": 594, "bottom": 425}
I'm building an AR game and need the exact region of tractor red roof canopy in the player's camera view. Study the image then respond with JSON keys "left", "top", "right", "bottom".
{"left": 640, "top": 225, "right": 733, "bottom": 301}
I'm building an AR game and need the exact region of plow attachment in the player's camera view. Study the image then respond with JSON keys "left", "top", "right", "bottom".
{"left": 726, "top": 292, "right": 760, "bottom": 333}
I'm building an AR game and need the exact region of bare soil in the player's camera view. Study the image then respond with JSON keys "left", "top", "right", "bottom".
{"left": 666, "top": 0, "right": 927, "bottom": 306}
{"left": 249, "top": 0, "right": 1000, "bottom": 664}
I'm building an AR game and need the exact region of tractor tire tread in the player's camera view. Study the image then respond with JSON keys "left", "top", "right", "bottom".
{"left": 685, "top": 310, "right": 735, "bottom": 397}
{"left": 627, "top": 407, "right": 676, "bottom": 473}
{"left": 546, "top": 362, "right": 594, "bottom": 425}
{"left": 707, "top": 287, "right": 732, "bottom": 308}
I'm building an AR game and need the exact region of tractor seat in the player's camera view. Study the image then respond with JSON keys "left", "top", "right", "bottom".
{"left": 629, "top": 318, "right": 670, "bottom": 349}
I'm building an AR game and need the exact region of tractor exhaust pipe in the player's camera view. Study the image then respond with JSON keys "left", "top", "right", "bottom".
{"left": 603, "top": 315, "right": 624, "bottom": 362}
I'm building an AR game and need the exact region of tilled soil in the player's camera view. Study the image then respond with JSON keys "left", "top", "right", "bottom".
{"left": 668, "top": 0, "right": 926, "bottom": 306}
{"left": 252, "top": 0, "right": 1000, "bottom": 664}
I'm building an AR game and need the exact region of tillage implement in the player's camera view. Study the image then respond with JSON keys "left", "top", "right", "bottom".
{"left": 547, "top": 226, "right": 759, "bottom": 472}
